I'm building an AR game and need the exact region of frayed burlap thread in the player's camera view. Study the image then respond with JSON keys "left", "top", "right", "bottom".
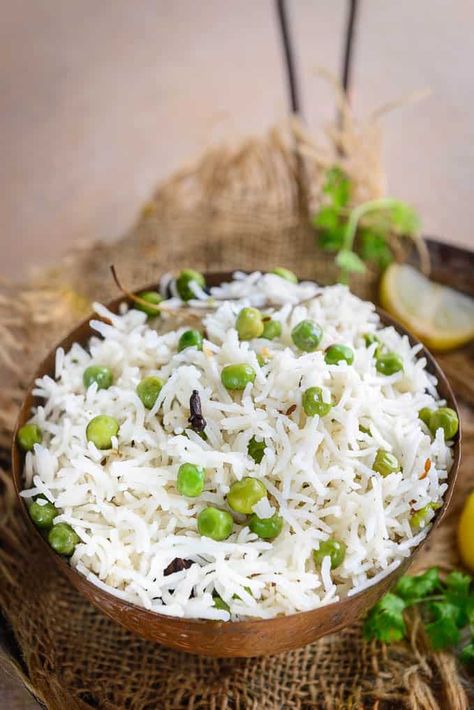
{"left": 0, "top": 122, "right": 473, "bottom": 709}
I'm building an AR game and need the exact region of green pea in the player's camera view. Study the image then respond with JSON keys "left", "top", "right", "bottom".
{"left": 302, "top": 387, "right": 332, "bottom": 417}
{"left": 313, "top": 538, "right": 346, "bottom": 569}
{"left": 249, "top": 513, "right": 283, "bottom": 539}
{"left": 178, "top": 329, "right": 203, "bottom": 352}
{"left": 271, "top": 267, "right": 298, "bottom": 283}
{"left": 227, "top": 477, "right": 266, "bottom": 514}
{"left": 86, "top": 415, "right": 119, "bottom": 450}
{"left": 325, "top": 344, "right": 354, "bottom": 366}
{"left": 29, "top": 500, "right": 58, "bottom": 529}
{"left": 236, "top": 307, "right": 264, "bottom": 340}
{"left": 197, "top": 507, "right": 233, "bottom": 541}
{"left": 418, "top": 407, "right": 434, "bottom": 427}
{"left": 373, "top": 449, "right": 401, "bottom": 477}
{"left": 48, "top": 523, "right": 80, "bottom": 556}
{"left": 134, "top": 290, "right": 163, "bottom": 318}
{"left": 257, "top": 354, "right": 267, "bottom": 367}
{"left": 410, "top": 502, "right": 442, "bottom": 529}
{"left": 363, "top": 333, "right": 384, "bottom": 357}
{"left": 177, "top": 463, "right": 205, "bottom": 497}
{"left": 261, "top": 318, "right": 282, "bottom": 340}
{"left": 213, "top": 594, "right": 230, "bottom": 612}
{"left": 363, "top": 332, "right": 379, "bottom": 347}
{"left": 248, "top": 436, "right": 266, "bottom": 464}
{"left": 291, "top": 320, "right": 323, "bottom": 352}
{"left": 429, "top": 407, "right": 459, "bottom": 440}
{"left": 136, "top": 376, "right": 164, "bottom": 410}
{"left": 17, "top": 423, "right": 42, "bottom": 452}
{"left": 176, "top": 269, "right": 206, "bottom": 301}
{"left": 375, "top": 352, "right": 404, "bottom": 376}
{"left": 83, "top": 365, "right": 113, "bottom": 391}
{"left": 221, "top": 364, "right": 256, "bottom": 391}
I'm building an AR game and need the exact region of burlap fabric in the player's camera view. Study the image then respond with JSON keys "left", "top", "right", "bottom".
{"left": 0, "top": 124, "right": 473, "bottom": 709}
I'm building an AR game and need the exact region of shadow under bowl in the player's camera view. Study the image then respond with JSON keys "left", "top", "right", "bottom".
{"left": 10, "top": 272, "right": 461, "bottom": 657}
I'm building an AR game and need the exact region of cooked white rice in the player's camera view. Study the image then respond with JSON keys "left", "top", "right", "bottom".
{"left": 20, "top": 271, "right": 453, "bottom": 620}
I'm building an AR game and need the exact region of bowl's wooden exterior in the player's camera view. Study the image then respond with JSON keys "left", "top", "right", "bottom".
{"left": 10, "top": 272, "right": 461, "bottom": 657}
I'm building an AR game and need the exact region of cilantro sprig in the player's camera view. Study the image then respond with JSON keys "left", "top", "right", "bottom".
{"left": 363, "top": 568, "right": 474, "bottom": 663}
{"left": 312, "top": 166, "right": 420, "bottom": 282}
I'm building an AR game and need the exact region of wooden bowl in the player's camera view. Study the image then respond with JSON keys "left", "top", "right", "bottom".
{"left": 10, "top": 272, "right": 461, "bottom": 657}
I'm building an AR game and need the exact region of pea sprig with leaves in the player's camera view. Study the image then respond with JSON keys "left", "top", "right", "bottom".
{"left": 363, "top": 567, "right": 474, "bottom": 664}
{"left": 312, "top": 167, "right": 422, "bottom": 282}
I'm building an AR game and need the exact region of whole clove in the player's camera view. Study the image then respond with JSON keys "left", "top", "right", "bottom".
{"left": 163, "top": 558, "right": 193, "bottom": 576}
{"left": 188, "top": 389, "right": 207, "bottom": 433}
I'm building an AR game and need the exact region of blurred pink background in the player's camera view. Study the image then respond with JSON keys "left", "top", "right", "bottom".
{"left": 1, "top": 0, "right": 473, "bottom": 281}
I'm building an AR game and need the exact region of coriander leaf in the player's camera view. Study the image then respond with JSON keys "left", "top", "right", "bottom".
{"left": 445, "top": 571, "right": 472, "bottom": 597}
{"left": 418, "top": 566, "right": 441, "bottom": 593}
{"left": 366, "top": 568, "right": 474, "bottom": 658}
{"left": 425, "top": 602, "right": 461, "bottom": 650}
{"left": 389, "top": 202, "right": 420, "bottom": 236}
{"left": 395, "top": 568, "right": 440, "bottom": 604}
{"left": 335, "top": 249, "right": 366, "bottom": 274}
{"left": 311, "top": 178, "right": 421, "bottom": 285}
{"left": 460, "top": 639, "right": 474, "bottom": 664}
{"left": 363, "top": 593, "right": 406, "bottom": 643}
{"left": 312, "top": 206, "right": 340, "bottom": 231}
{"left": 467, "top": 598, "right": 474, "bottom": 625}
{"left": 318, "top": 227, "right": 345, "bottom": 251}
{"left": 358, "top": 228, "right": 393, "bottom": 269}
{"left": 312, "top": 206, "right": 345, "bottom": 252}
{"left": 444, "top": 571, "right": 474, "bottom": 627}
{"left": 322, "top": 166, "right": 351, "bottom": 209}
{"left": 393, "top": 576, "right": 419, "bottom": 604}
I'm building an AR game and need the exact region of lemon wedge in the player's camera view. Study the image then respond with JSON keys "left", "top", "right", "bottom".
{"left": 458, "top": 492, "right": 474, "bottom": 572}
{"left": 379, "top": 263, "right": 474, "bottom": 351}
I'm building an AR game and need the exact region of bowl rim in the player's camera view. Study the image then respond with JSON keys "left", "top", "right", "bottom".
{"left": 10, "top": 271, "right": 462, "bottom": 628}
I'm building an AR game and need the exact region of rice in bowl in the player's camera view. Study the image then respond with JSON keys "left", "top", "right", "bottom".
{"left": 19, "top": 271, "right": 455, "bottom": 620}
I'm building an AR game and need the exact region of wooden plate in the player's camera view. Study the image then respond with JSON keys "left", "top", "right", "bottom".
{"left": 10, "top": 272, "right": 461, "bottom": 657}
